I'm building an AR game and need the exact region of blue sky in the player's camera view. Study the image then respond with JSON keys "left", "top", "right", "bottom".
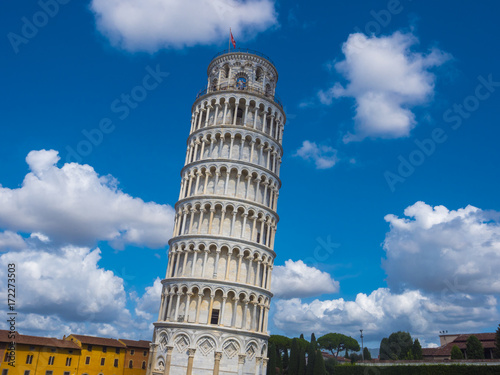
{"left": 1, "top": 0, "right": 500, "bottom": 348}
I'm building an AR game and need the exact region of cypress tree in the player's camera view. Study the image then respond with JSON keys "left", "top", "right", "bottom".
{"left": 267, "top": 342, "right": 277, "bottom": 375}
{"left": 276, "top": 345, "right": 283, "bottom": 373}
{"left": 363, "top": 347, "right": 371, "bottom": 360}
{"left": 412, "top": 339, "right": 423, "bottom": 360}
{"left": 313, "top": 349, "right": 326, "bottom": 375}
{"left": 283, "top": 348, "right": 289, "bottom": 372}
{"left": 451, "top": 345, "right": 464, "bottom": 359}
{"left": 289, "top": 338, "right": 299, "bottom": 375}
{"left": 495, "top": 323, "right": 500, "bottom": 359}
{"left": 466, "top": 335, "right": 485, "bottom": 359}
{"left": 298, "top": 348, "right": 306, "bottom": 375}
{"left": 306, "top": 333, "right": 317, "bottom": 375}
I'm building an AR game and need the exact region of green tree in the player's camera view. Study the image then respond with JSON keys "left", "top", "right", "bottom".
{"left": 283, "top": 348, "right": 289, "bottom": 372}
{"left": 277, "top": 345, "right": 283, "bottom": 373}
{"left": 349, "top": 353, "right": 363, "bottom": 363}
{"left": 267, "top": 342, "right": 277, "bottom": 375}
{"left": 363, "top": 347, "right": 372, "bottom": 360}
{"left": 466, "top": 335, "right": 485, "bottom": 359}
{"left": 379, "top": 337, "right": 393, "bottom": 360}
{"left": 451, "top": 345, "right": 464, "bottom": 359}
{"left": 298, "top": 348, "right": 306, "bottom": 375}
{"left": 317, "top": 333, "right": 359, "bottom": 357}
{"left": 324, "top": 357, "right": 337, "bottom": 375}
{"left": 313, "top": 349, "right": 326, "bottom": 375}
{"left": 307, "top": 333, "right": 317, "bottom": 375}
{"left": 495, "top": 323, "right": 500, "bottom": 359}
{"left": 412, "top": 339, "right": 423, "bottom": 360}
{"left": 300, "top": 334, "right": 304, "bottom": 340}
{"left": 379, "top": 331, "right": 413, "bottom": 360}
{"left": 289, "top": 338, "right": 299, "bottom": 375}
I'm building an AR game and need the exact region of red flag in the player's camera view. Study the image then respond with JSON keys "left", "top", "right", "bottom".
{"left": 230, "top": 30, "right": 236, "bottom": 49}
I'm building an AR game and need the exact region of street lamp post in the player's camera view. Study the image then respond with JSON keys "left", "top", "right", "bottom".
{"left": 360, "top": 329, "right": 364, "bottom": 361}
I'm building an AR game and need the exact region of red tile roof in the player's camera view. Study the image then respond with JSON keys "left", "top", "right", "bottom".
{"left": 119, "top": 339, "right": 151, "bottom": 349}
{"left": 68, "top": 334, "right": 126, "bottom": 348}
{"left": 0, "top": 330, "right": 80, "bottom": 350}
{"left": 423, "top": 333, "right": 496, "bottom": 357}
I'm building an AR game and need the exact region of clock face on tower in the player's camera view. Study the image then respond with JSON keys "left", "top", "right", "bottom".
{"left": 236, "top": 77, "right": 247, "bottom": 90}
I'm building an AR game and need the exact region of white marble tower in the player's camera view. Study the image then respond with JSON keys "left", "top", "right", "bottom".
{"left": 147, "top": 49, "right": 286, "bottom": 375}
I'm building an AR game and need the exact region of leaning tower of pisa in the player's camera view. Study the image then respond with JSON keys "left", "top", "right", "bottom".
{"left": 146, "top": 49, "right": 286, "bottom": 375}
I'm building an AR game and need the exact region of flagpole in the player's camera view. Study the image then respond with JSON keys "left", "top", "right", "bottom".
{"left": 229, "top": 27, "right": 231, "bottom": 52}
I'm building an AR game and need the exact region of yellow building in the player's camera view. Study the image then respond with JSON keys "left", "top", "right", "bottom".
{"left": 1, "top": 330, "right": 81, "bottom": 375}
{"left": 1, "top": 332, "right": 149, "bottom": 375}
{"left": 118, "top": 340, "right": 149, "bottom": 375}
{"left": 64, "top": 335, "right": 126, "bottom": 375}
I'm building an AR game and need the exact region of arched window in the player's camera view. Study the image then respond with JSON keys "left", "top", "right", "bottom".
{"left": 211, "top": 79, "right": 218, "bottom": 92}
{"left": 223, "top": 64, "right": 230, "bottom": 79}
{"left": 256, "top": 67, "right": 263, "bottom": 82}
{"left": 265, "top": 84, "right": 272, "bottom": 96}
{"left": 236, "top": 77, "right": 247, "bottom": 90}
{"left": 142, "top": 361, "right": 146, "bottom": 369}
{"left": 129, "top": 360, "right": 133, "bottom": 369}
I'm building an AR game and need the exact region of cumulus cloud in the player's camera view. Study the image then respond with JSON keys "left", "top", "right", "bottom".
{"left": 0, "top": 245, "right": 128, "bottom": 322}
{"left": 319, "top": 31, "right": 450, "bottom": 142}
{"left": 272, "top": 260, "right": 339, "bottom": 299}
{"left": 383, "top": 201, "right": 500, "bottom": 294}
{"left": 0, "top": 243, "right": 162, "bottom": 339}
{"left": 0, "top": 231, "right": 26, "bottom": 251}
{"left": 0, "top": 150, "right": 174, "bottom": 250}
{"left": 294, "top": 141, "right": 338, "bottom": 169}
{"left": 273, "top": 288, "right": 498, "bottom": 343}
{"left": 134, "top": 277, "right": 162, "bottom": 320}
{"left": 91, "top": 0, "right": 278, "bottom": 52}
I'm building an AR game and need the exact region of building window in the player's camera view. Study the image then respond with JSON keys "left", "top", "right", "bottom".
{"left": 210, "top": 309, "right": 220, "bottom": 324}
{"left": 50, "top": 348, "right": 56, "bottom": 353}
{"left": 68, "top": 350, "right": 73, "bottom": 354}
{"left": 26, "top": 354, "right": 34, "bottom": 364}
{"left": 65, "top": 357, "right": 72, "bottom": 366}
{"left": 45, "top": 371, "right": 53, "bottom": 375}
{"left": 129, "top": 360, "right": 133, "bottom": 369}
{"left": 130, "top": 349, "right": 135, "bottom": 355}
{"left": 88, "top": 345, "right": 92, "bottom": 351}
{"left": 48, "top": 356, "right": 55, "bottom": 365}
{"left": 102, "top": 346, "right": 107, "bottom": 353}
{"left": 2, "top": 369, "right": 8, "bottom": 375}
{"left": 143, "top": 351, "right": 147, "bottom": 357}
{"left": 100, "top": 358, "right": 105, "bottom": 366}
{"left": 85, "top": 356, "right": 90, "bottom": 365}
{"left": 29, "top": 346, "right": 35, "bottom": 351}
{"left": 114, "top": 359, "right": 119, "bottom": 367}
{"left": 64, "top": 372, "right": 70, "bottom": 375}
{"left": 24, "top": 371, "right": 30, "bottom": 375}
{"left": 115, "top": 348, "right": 120, "bottom": 354}
{"left": 142, "top": 361, "right": 146, "bottom": 369}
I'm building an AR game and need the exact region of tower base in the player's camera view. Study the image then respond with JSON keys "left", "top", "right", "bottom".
{"left": 148, "top": 324, "right": 268, "bottom": 375}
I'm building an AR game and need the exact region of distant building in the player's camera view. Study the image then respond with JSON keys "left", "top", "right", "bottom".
{"left": 0, "top": 331, "right": 150, "bottom": 375}
{"left": 0, "top": 330, "right": 81, "bottom": 375}
{"left": 119, "top": 339, "right": 150, "bottom": 375}
{"left": 422, "top": 333, "right": 497, "bottom": 360}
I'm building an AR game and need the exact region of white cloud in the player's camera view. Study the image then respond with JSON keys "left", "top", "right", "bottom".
{"left": 319, "top": 31, "right": 450, "bottom": 142}
{"left": 294, "top": 140, "right": 338, "bottom": 169}
{"left": 273, "top": 288, "right": 498, "bottom": 343}
{"left": 0, "top": 231, "right": 26, "bottom": 251}
{"left": 0, "top": 243, "right": 161, "bottom": 340}
{"left": 383, "top": 201, "right": 500, "bottom": 294}
{"left": 91, "top": 0, "right": 278, "bottom": 52}
{"left": 0, "top": 150, "right": 174, "bottom": 250}
{"left": 134, "top": 277, "right": 162, "bottom": 320}
{"left": 0, "top": 245, "right": 128, "bottom": 322}
{"left": 272, "top": 260, "right": 339, "bottom": 299}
